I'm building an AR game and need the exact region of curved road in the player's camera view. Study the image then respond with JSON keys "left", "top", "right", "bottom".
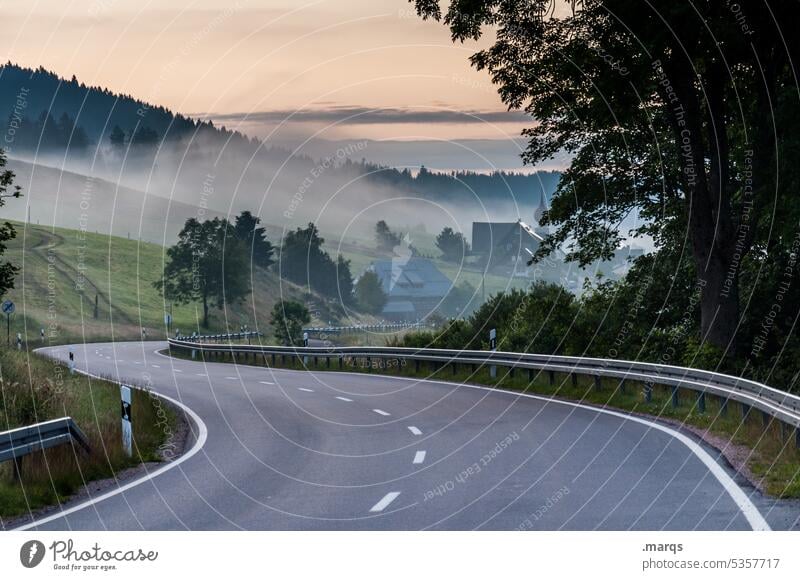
{"left": 16, "top": 341, "right": 800, "bottom": 530}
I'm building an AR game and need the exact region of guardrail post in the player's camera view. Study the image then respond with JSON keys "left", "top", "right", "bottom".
{"left": 12, "top": 455, "right": 22, "bottom": 482}
{"left": 528, "top": 368, "right": 534, "bottom": 382}
{"left": 452, "top": 363, "right": 457, "bottom": 376}
{"left": 720, "top": 397, "right": 728, "bottom": 416}
{"left": 326, "top": 357, "right": 330, "bottom": 368}
{"left": 366, "top": 357, "right": 371, "bottom": 372}
{"left": 415, "top": 360, "right": 420, "bottom": 373}
{"left": 741, "top": 403, "right": 750, "bottom": 420}
{"left": 762, "top": 411, "right": 770, "bottom": 429}
{"left": 281, "top": 354, "right": 286, "bottom": 365}
{"left": 698, "top": 391, "right": 706, "bottom": 414}
{"left": 313, "top": 356, "right": 318, "bottom": 366}
{"left": 644, "top": 382, "right": 653, "bottom": 403}
{"left": 549, "top": 370, "right": 555, "bottom": 386}
{"left": 796, "top": 427, "right": 800, "bottom": 449}
{"left": 593, "top": 375, "right": 601, "bottom": 392}
{"left": 271, "top": 353, "right": 275, "bottom": 366}
{"left": 619, "top": 379, "right": 626, "bottom": 395}
{"left": 339, "top": 356, "right": 343, "bottom": 369}
{"left": 571, "top": 373, "right": 577, "bottom": 387}
{"left": 671, "top": 386, "right": 679, "bottom": 409}
{"left": 509, "top": 367, "right": 515, "bottom": 379}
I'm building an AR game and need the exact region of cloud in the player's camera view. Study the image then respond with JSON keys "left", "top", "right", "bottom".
{"left": 198, "top": 106, "right": 530, "bottom": 126}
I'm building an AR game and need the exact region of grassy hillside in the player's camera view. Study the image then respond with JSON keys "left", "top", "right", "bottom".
{"left": 2, "top": 221, "right": 359, "bottom": 344}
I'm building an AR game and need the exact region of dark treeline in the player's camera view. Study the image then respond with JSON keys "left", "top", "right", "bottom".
{"left": 0, "top": 63, "right": 558, "bottom": 207}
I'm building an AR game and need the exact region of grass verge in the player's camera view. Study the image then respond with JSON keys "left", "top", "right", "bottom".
{"left": 0, "top": 347, "right": 178, "bottom": 521}
{"left": 175, "top": 346, "right": 800, "bottom": 498}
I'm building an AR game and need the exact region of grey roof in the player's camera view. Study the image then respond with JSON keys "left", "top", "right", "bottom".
{"left": 370, "top": 257, "right": 452, "bottom": 300}
{"left": 472, "top": 220, "right": 543, "bottom": 254}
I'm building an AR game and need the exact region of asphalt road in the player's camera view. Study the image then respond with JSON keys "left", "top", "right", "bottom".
{"left": 16, "top": 341, "right": 800, "bottom": 530}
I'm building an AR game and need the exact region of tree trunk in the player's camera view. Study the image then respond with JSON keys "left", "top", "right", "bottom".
{"left": 202, "top": 295, "right": 209, "bottom": 329}
{"left": 696, "top": 254, "right": 739, "bottom": 353}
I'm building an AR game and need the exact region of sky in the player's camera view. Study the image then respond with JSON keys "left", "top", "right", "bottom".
{"left": 0, "top": 0, "right": 556, "bottom": 171}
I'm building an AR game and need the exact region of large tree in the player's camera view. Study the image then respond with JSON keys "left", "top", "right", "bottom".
{"left": 155, "top": 217, "right": 250, "bottom": 328}
{"left": 435, "top": 226, "right": 470, "bottom": 262}
{"left": 279, "top": 222, "right": 353, "bottom": 301}
{"left": 234, "top": 210, "right": 275, "bottom": 269}
{"left": 411, "top": 0, "right": 800, "bottom": 354}
{"left": 355, "top": 270, "right": 387, "bottom": 314}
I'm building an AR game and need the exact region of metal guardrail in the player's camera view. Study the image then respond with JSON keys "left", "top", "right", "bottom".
{"left": 181, "top": 331, "right": 262, "bottom": 343}
{"left": 0, "top": 417, "right": 91, "bottom": 464}
{"left": 167, "top": 340, "right": 800, "bottom": 443}
{"left": 303, "top": 323, "right": 428, "bottom": 336}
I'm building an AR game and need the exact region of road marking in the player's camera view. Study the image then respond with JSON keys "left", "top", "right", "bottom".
{"left": 259, "top": 381, "right": 274, "bottom": 385}
{"left": 372, "top": 409, "right": 390, "bottom": 416}
{"left": 173, "top": 369, "right": 183, "bottom": 373}
{"left": 134, "top": 361, "right": 141, "bottom": 365}
{"left": 336, "top": 396, "right": 353, "bottom": 402}
{"left": 369, "top": 491, "right": 401, "bottom": 513}
{"left": 225, "top": 377, "right": 238, "bottom": 380}
{"left": 197, "top": 373, "right": 207, "bottom": 377}
{"left": 408, "top": 426, "right": 422, "bottom": 436}
{"left": 413, "top": 451, "right": 426, "bottom": 464}
{"left": 298, "top": 388, "right": 314, "bottom": 392}
{"left": 18, "top": 347, "right": 209, "bottom": 531}
{"left": 152, "top": 364, "right": 160, "bottom": 368}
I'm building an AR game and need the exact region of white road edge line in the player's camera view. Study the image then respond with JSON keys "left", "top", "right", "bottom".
{"left": 15, "top": 350, "right": 209, "bottom": 531}
{"left": 413, "top": 451, "right": 426, "bottom": 465}
{"left": 407, "top": 426, "right": 422, "bottom": 436}
{"left": 335, "top": 396, "right": 353, "bottom": 402}
{"left": 372, "top": 409, "right": 390, "bottom": 416}
{"left": 369, "top": 491, "right": 401, "bottom": 513}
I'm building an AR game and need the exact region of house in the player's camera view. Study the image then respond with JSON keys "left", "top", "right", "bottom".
{"left": 368, "top": 257, "right": 453, "bottom": 321}
{"left": 471, "top": 192, "right": 550, "bottom": 275}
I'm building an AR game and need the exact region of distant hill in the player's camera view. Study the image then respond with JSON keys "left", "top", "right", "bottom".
{"left": 0, "top": 63, "right": 560, "bottom": 243}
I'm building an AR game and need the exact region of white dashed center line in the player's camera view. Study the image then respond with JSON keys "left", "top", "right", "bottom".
{"left": 407, "top": 426, "right": 422, "bottom": 436}
{"left": 152, "top": 365, "right": 160, "bottom": 368}
{"left": 174, "top": 369, "right": 183, "bottom": 373}
{"left": 225, "top": 377, "right": 238, "bottom": 380}
{"left": 197, "top": 373, "right": 207, "bottom": 377}
{"left": 369, "top": 492, "right": 401, "bottom": 513}
{"left": 413, "top": 451, "right": 427, "bottom": 464}
{"left": 335, "top": 396, "right": 353, "bottom": 402}
{"left": 259, "top": 381, "right": 274, "bottom": 385}
{"left": 372, "top": 409, "right": 390, "bottom": 416}
{"left": 298, "top": 388, "right": 314, "bottom": 392}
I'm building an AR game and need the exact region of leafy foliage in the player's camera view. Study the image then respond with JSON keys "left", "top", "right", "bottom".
{"left": 269, "top": 300, "right": 310, "bottom": 346}
{"left": 155, "top": 217, "right": 251, "bottom": 328}
{"left": 355, "top": 271, "right": 387, "bottom": 314}
{"left": 435, "top": 226, "right": 470, "bottom": 262}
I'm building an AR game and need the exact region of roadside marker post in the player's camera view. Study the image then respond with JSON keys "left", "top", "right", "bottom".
{"left": 120, "top": 386, "right": 133, "bottom": 457}
{"left": 40, "top": 327, "right": 45, "bottom": 343}
{"left": 489, "top": 328, "right": 497, "bottom": 379}
{"left": 303, "top": 332, "right": 309, "bottom": 366}
{"left": 16, "top": 332, "right": 21, "bottom": 350}
{"left": 68, "top": 350, "right": 75, "bottom": 374}
{"left": 2, "top": 299, "right": 14, "bottom": 346}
